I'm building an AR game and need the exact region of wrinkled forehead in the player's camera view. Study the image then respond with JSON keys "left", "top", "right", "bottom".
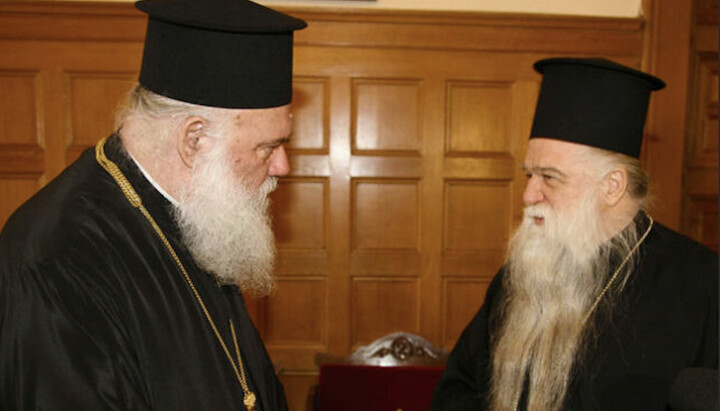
{"left": 523, "top": 138, "right": 600, "bottom": 174}
{"left": 223, "top": 104, "right": 293, "bottom": 141}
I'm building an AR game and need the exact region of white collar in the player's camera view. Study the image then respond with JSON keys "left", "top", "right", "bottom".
{"left": 126, "top": 151, "right": 179, "bottom": 207}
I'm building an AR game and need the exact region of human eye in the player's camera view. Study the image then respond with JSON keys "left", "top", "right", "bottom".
{"left": 255, "top": 144, "right": 273, "bottom": 159}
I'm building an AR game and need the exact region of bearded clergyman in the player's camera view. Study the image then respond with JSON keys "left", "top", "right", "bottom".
{"left": 0, "top": 0, "right": 306, "bottom": 409}
{"left": 430, "top": 58, "right": 718, "bottom": 411}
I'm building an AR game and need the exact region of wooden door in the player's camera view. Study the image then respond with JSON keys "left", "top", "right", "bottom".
{"left": 681, "top": 0, "right": 719, "bottom": 251}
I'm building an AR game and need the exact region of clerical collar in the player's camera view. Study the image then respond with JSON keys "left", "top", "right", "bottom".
{"left": 126, "top": 150, "right": 178, "bottom": 207}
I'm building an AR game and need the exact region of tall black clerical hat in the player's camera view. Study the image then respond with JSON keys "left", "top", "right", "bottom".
{"left": 529, "top": 57, "right": 665, "bottom": 158}
{"left": 135, "top": 0, "right": 307, "bottom": 109}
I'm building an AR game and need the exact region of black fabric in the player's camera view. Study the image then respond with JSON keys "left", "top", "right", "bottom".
{"left": 668, "top": 368, "right": 718, "bottom": 411}
{"left": 430, "top": 213, "right": 718, "bottom": 411}
{"left": 0, "top": 136, "right": 287, "bottom": 410}
{"left": 530, "top": 58, "right": 665, "bottom": 158}
{"left": 135, "top": 0, "right": 307, "bottom": 32}
{"left": 135, "top": 0, "right": 306, "bottom": 109}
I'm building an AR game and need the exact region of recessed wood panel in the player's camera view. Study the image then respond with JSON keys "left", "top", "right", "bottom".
{"left": 0, "top": 71, "right": 39, "bottom": 146}
{"left": 350, "top": 250, "right": 421, "bottom": 277}
{"left": 692, "top": 59, "right": 718, "bottom": 166}
{"left": 352, "top": 79, "right": 421, "bottom": 154}
{"left": 684, "top": 195, "right": 719, "bottom": 252}
{"left": 272, "top": 178, "right": 327, "bottom": 250}
{"left": 443, "top": 250, "right": 506, "bottom": 278}
{"left": 0, "top": 145, "right": 44, "bottom": 175}
{"left": 290, "top": 77, "right": 328, "bottom": 152}
{"left": 0, "top": 177, "right": 41, "bottom": 228}
{"left": 444, "top": 180, "right": 512, "bottom": 251}
{"left": 352, "top": 179, "right": 419, "bottom": 250}
{"left": 443, "top": 278, "right": 492, "bottom": 348}
{"left": 68, "top": 73, "right": 136, "bottom": 148}
{"left": 352, "top": 278, "right": 418, "bottom": 346}
{"left": 700, "top": 116, "right": 719, "bottom": 160}
{"left": 446, "top": 81, "right": 513, "bottom": 156}
{"left": 265, "top": 277, "right": 326, "bottom": 345}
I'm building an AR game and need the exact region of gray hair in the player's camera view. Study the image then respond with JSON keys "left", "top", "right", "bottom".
{"left": 114, "top": 85, "right": 231, "bottom": 146}
{"left": 588, "top": 146, "right": 651, "bottom": 208}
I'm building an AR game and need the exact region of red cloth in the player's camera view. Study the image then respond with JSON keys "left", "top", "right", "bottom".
{"left": 316, "top": 364, "right": 445, "bottom": 411}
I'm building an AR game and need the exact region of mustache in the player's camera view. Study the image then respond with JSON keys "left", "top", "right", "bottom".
{"left": 522, "top": 204, "right": 551, "bottom": 221}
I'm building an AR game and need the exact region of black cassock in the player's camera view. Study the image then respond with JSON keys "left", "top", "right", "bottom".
{"left": 431, "top": 212, "right": 718, "bottom": 411}
{"left": 0, "top": 136, "right": 287, "bottom": 410}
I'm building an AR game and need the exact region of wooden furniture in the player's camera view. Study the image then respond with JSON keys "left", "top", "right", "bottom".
{"left": 315, "top": 332, "right": 447, "bottom": 411}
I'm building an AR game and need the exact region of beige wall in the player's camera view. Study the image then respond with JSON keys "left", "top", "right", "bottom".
{"left": 67, "top": 0, "right": 643, "bottom": 17}
{"left": 261, "top": 0, "right": 642, "bottom": 16}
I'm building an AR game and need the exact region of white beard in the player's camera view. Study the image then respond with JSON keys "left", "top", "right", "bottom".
{"left": 490, "top": 189, "right": 612, "bottom": 411}
{"left": 173, "top": 138, "right": 278, "bottom": 297}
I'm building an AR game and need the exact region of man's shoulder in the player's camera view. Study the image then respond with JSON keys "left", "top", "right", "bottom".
{"left": 643, "top": 221, "right": 718, "bottom": 291}
{"left": 0, "top": 147, "right": 134, "bottom": 272}
{"left": 649, "top": 222, "right": 717, "bottom": 264}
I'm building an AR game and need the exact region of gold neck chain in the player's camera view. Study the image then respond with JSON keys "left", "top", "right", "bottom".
{"left": 95, "top": 137, "right": 257, "bottom": 411}
{"left": 582, "top": 215, "right": 654, "bottom": 325}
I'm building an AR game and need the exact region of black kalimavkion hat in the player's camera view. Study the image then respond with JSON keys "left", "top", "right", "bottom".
{"left": 530, "top": 57, "right": 666, "bottom": 158}
{"left": 135, "top": 0, "right": 307, "bottom": 109}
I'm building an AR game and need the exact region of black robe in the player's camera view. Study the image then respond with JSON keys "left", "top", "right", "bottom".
{"left": 431, "top": 213, "right": 718, "bottom": 410}
{"left": 0, "top": 136, "right": 287, "bottom": 410}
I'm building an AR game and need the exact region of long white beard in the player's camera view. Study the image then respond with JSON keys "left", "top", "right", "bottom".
{"left": 490, "top": 190, "right": 611, "bottom": 411}
{"left": 173, "top": 139, "right": 278, "bottom": 297}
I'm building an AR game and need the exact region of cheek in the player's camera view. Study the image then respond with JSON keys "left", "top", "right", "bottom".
{"left": 233, "top": 161, "right": 270, "bottom": 188}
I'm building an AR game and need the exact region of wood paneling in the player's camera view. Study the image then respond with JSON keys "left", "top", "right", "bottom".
{"left": 352, "top": 278, "right": 419, "bottom": 345}
{"left": 680, "top": 0, "right": 719, "bottom": 251}
{"left": 352, "top": 79, "right": 422, "bottom": 154}
{"left": 0, "top": 70, "right": 39, "bottom": 145}
{"left": 442, "top": 278, "right": 492, "bottom": 348}
{"left": 446, "top": 81, "right": 514, "bottom": 155}
{"left": 0, "top": 2, "right": 707, "bottom": 410}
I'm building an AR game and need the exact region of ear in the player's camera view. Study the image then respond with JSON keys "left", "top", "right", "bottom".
{"left": 602, "top": 168, "right": 628, "bottom": 207}
{"left": 177, "top": 116, "right": 209, "bottom": 169}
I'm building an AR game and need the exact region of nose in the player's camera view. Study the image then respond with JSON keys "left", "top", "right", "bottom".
{"left": 522, "top": 175, "right": 545, "bottom": 206}
{"left": 268, "top": 145, "right": 290, "bottom": 176}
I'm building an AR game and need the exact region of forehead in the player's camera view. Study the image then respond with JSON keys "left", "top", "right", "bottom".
{"left": 523, "top": 138, "right": 593, "bottom": 173}
{"left": 228, "top": 104, "right": 292, "bottom": 143}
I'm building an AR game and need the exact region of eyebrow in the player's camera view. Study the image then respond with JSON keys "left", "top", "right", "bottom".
{"left": 258, "top": 135, "right": 291, "bottom": 149}
{"left": 521, "top": 165, "right": 568, "bottom": 179}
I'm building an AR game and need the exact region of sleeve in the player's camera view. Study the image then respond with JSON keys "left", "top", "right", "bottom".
{"left": 0, "top": 259, "right": 152, "bottom": 411}
{"left": 430, "top": 271, "right": 504, "bottom": 411}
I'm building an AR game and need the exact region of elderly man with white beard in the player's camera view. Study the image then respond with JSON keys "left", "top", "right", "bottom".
{"left": 0, "top": 0, "right": 305, "bottom": 410}
{"left": 431, "top": 58, "right": 718, "bottom": 411}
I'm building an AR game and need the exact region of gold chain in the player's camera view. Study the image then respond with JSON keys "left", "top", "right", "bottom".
{"left": 582, "top": 215, "right": 654, "bottom": 325}
{"left": 95, "top": 137, "right": 257, "bottom": 410}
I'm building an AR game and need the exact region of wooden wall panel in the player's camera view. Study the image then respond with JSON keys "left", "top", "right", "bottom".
{"left": 290, "top": 77, "right": 329, "bottom": 152}
{"left": 265, "top": 277, "right": 327, "bottom": 345}
{"left": 444, "top": 181, "right": 512, "bottom": 251}
{"left": 681, "top": 0, "right": 719, "bottom": 251}
{"left": 273, "top": 179, "right": 327, "bottom": 250}
{"left": 0, "top": 70, "right": 43, "bottom": 227}
{"left": 352, "top": 278, "right": 419, "bottom": 345}
{"left": 447, "top": 81, "right": 513, "bottom": 155}
{"left": 353, "top": 179, "right": 419, "bottom": 250}
{"left": 353, "top": 79, "right": 422, "bottom": 154}
{"left": 0, "top": 3, "right": 706, "bottom": 410}
{"left": 0, "top": 71, "right": 39, "bottom": 145}
{"left": 67, "top": 72, "right": 136, "bottom": 161}
{"left": 442, "top": 278, "right": 491, "bottom": 348}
